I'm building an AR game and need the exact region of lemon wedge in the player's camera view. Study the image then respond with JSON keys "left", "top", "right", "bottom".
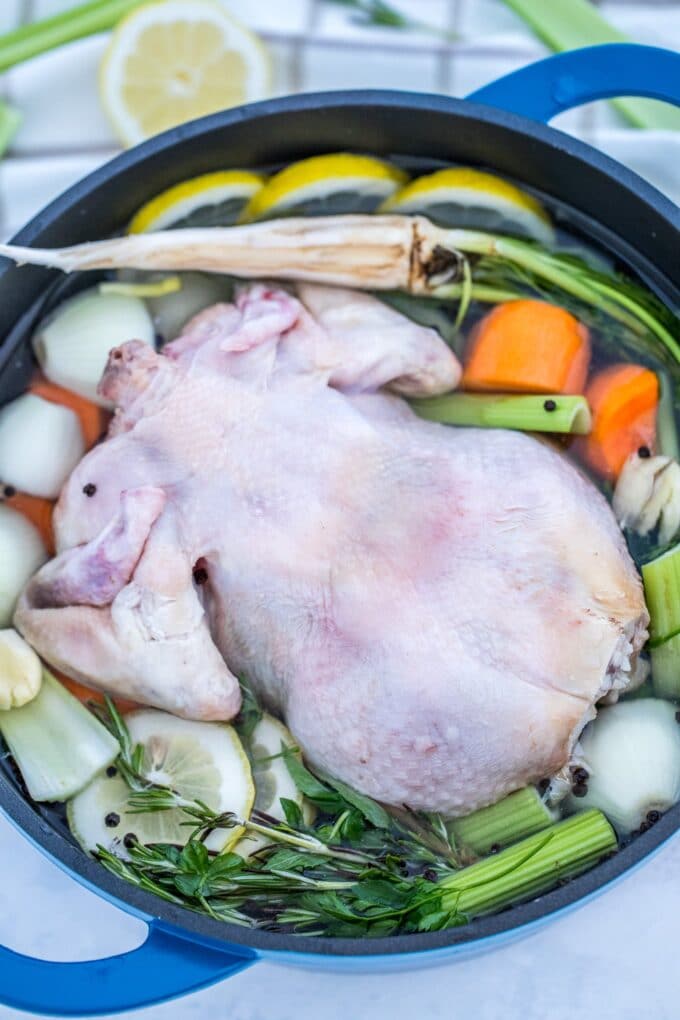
{"left": 381, "top": 168, "right": 554, "bottom": 243}
{"left": 99, "top": 0, "right": 271, "bottom": 146}
{"left": 129, "top": 170, "right": 265, "bottom": 232}
{"left": 242, "top": 153, "right": 408, "bottom": 222}
{"left": 236, "top": 713, "right": 313, "bottom": 857}
{"left": 68, "top": 709, "right": 255, "bottom": 857}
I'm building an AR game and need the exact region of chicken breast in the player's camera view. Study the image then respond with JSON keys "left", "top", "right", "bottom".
{"left": 15, "top": 284, "right": 647, "bottom": 814}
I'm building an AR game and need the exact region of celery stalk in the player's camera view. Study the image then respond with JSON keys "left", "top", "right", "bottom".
{"left": 448, "top": 787, "right": 555, "bottom": 856}
{"left": 0, "top": 0, "right": 142, "bottom": 73}
{"left": 657, "top": 373, "right": 680, "bottom": 462}
{"left": 651, "top": 634, "right": 680, "bottom": 700}
{"left": 500, "top": 0, "right": 680, "bottom": 131}
{"left": 642, "top": 544, "right": 680, "bottom": 644}
{"left": 410, "top": 393, "right": 591, "bottom": 435}
{"left": 440, "top": 809, "right": 617, "bottom": 919}
{"left": 0, "top": 669, "right": 118, "bottom": 801}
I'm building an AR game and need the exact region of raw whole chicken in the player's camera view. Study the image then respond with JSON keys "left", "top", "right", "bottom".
{"left": 15, "top": 284, "right": 648, "bottom": 815}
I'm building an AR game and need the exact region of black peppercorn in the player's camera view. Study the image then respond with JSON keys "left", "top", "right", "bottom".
{"left": 543, "top": 399, "right": 557, "bottom": 412}
{"left": 489, "top": 843, "right": 500, "bottom": 854}
{"left": 572, "top": 783, "right": 588, "bottom": 798}
{"left": 83, "top": 483, "right": 97, "bottom": 497}
{"left": 193, "top": 565, "right": 208, "bottom": 585}
{"left": 423, "top": 868, "right": 438, "bottom": 882}
{"left": 646, "top": 810, "right": 661, "bottom": 825}
{"left": 105, "top": 812, "right": 120, "bottom": 828}
{"left": 2, "top": 485, "right": 16, "bottom": 498}
{"left": 123, "top": 833, "right": 138, "bottom": 849}
{"left": 571, "top": 766, "right": 589, "bottom": 785}
{"left": 638, "top": 445, "right": 651, "bottom": 459}
{"left": 105, "top": 765, "right": 118, "bottom": 778}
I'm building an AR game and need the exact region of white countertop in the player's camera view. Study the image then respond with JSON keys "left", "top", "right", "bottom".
{"left": 0, "top": 2, "right": 678, "bottom": 1017}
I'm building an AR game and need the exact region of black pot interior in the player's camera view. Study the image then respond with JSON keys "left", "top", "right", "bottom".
{"left": 0, "top": 91, "right": 679, "bottom": 958}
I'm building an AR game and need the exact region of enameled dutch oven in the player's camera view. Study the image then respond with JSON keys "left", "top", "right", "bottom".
{"left": 0, "top": 42, "right": 679, "bottom": 1018}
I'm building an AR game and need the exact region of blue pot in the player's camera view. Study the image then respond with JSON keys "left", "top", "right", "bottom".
{"left": 0, "top": 42, "right": 679, "bottom": 1018}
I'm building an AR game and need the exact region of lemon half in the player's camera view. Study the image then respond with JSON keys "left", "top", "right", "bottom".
{"left": 381, "top": 168, "right": 554, "bottom": 243}
{"left": 242, "top": 153, "right": 408, "bottom": 222}
{"left": 129, "top": 170, "right": 265, "bottom": 231}
{"left": 100, "top": 0, "right": 271, "bottom": 147}
{"left": 68, "top": 709, "right": 254, "bottom": 857}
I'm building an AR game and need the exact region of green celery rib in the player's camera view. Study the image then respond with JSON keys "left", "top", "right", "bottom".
{"left": 657, "top": 373, "right": 680, "bottom": 461}
{"left": 0, "top": 0, "right": 142, "bottom": 73}
{"left": 410, "top": 393, "right": 592, "bottom": 435}
{"left": 642, "top": 544, "right": 680, "bottom": 644}
{"left": 500, "top": 0, "right": 680, "bottom": 130}
{"left": 651, "top": 633, "right": 680, "bottom": 700}
{"left": 440, "top": 809, "right": 617, "bottom": 919}
{"left": 448, "top": 787, "right": 555, "bottom": 857}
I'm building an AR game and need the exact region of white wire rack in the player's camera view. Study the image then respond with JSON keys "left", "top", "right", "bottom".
{"left": 0, "top": 0, "right": 677, "bottom": 237}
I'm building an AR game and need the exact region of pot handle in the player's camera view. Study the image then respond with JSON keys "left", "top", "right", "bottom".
{"left": 0, "top": 922, "right": 255, "bottom": 1016}
{"left": 467, "top": 43, "right": 680, "bottom": 121}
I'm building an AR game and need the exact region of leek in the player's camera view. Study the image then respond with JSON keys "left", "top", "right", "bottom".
{"left": 410, "top": 393, "right": 591, "bottom": 435}
{"left": 448, "top": 787, "right": 555, "bottom": 857}
{"left": 0, "top": 669, "right": 118, "bottom": 801}
{"left": 440, "top": 809, "right": 616, "bottom": 919}
{"left": 499, "top": 0, "right": 680, "bottom": 131}
{"left": 0, "top": 0, "right": 142, "bottom": 73}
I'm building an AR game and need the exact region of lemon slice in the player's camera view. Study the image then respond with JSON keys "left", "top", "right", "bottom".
{"left": 381, "top": 168, "right": 554, "bottom": 243}
{"left": 236, "top": 714, "right": 312, "bottom": 857}
{"left": 68, "top": 709, "right": 254, "bottom": 857}
{"left": 242, "top": 153, "right": 408, "bottom": 222}
{"left": 129, "top": 171, "right": 265, "bottom": 232}
{"left": 99, "top": 0, "right": 272, "bottom": 146}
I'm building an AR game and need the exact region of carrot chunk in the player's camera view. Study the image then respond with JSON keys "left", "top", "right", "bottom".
{"left": 29, "top": 378, "right": 107, "bottom": 450}
{"left": 54, "top": 669, "right": 138, "bottom": 716}
{"left": 4, "top": 491, "right": 55, "bottom": 554}
{"left": 462, "top": 300, "right": 591, "bottom": 395}
{"left": 577, "top": 363, "right": 659, "bottom": 480}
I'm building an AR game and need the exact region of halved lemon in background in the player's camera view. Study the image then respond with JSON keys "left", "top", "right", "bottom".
{"left": 242, "top": 153, "right": 408, "bottom": 221}
{"left": 68, "top": 710, "right": 255, "bottom": 856}
{"left": 129, "top": 170, "right": 265, "bottom": 231}
{"left": 99, "top": 0, "right": 271, "bottom": 147}
{"left": 381, "top": 168, "right": 554, "bottom": 243}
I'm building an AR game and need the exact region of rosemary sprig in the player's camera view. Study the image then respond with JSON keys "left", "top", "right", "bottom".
{"left": 92, "top": 696, "right": 616, "bottom": 936}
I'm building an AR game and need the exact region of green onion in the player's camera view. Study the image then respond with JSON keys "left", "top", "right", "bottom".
{"left": 448, "top": 787, "right": 556, "bottom": 857}
{"left": 410, "top": 392, "right": 591, "bottom": 435}
{"left": 440, "top": 809, "right": 617, "bottom": 919}
{"left": 0, "top": 100, "right": 20, "bottom": 159}
{"left": 642, "top": 544, "right": 680, "bottom": 644}
{"left": 651, "top": 635, "right": 680, "bottom": 700}
{"left": 499, "top": 0, "right": 680, "bottom": 131}
{"left": 98, "top": 275, "right": 182, "bottom": 298}
{"left": 0, "top": 668, "right": 119, "bottom": 801}
{"left": 0, "top": 0, "right": 142, "bottom": 73}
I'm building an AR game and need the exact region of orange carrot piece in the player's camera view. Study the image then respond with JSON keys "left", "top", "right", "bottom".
{"left": 462, "top": 300, "right": 591, "bottom": 395}
{"left": 576, "top": 363, "right": 659, "bottom": 480}
{"left": 29, "top": 377, "right": 107, "bottom": 449}
{"left": 54, "top": 669, "right": 138, "bottom": 716}
{"left": 3, "top": 491, "right": 55, "bottom": 554}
